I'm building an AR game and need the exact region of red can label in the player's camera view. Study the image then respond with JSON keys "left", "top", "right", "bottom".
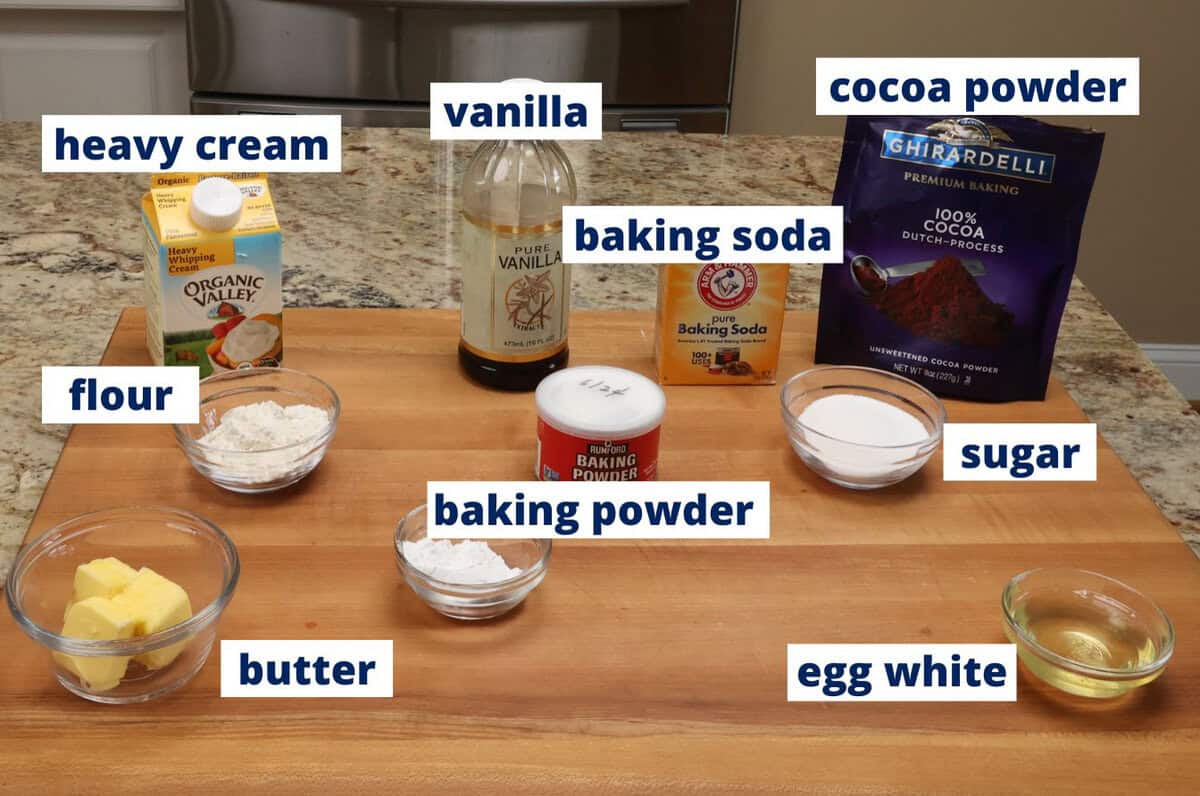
{"left": 536, "top": 419, "right": 660, "bottom": 481}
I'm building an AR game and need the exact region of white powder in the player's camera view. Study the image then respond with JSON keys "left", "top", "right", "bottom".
{"left": 200, "top": 400, "right": 329, "bottom": 450}
{"left": 403, "top": 538, "right": 522, "bottom": 585}
{"left": 798, "top": 394, "right": 929, "bottom": 446}
{"left": 796, "top": 394, "right": 931, "bottom": 480}
{"left": 222, "top": 319, "right": 280, "bottom": 364}
{"left": 196, "top": 400, "right": 330, "bottom": 483}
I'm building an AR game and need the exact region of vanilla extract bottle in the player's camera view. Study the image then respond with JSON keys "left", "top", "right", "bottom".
{"left": 458, "top": 139, "right": 577, "bottom": 391}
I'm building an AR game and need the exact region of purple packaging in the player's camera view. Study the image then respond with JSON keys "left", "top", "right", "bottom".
{"left": 815, "top": 116, "right": 1104, "bottom": 402}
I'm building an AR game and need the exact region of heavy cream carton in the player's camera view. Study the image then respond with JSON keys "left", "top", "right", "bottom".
{"left": 655, "top": 263, "right": 789, "bottom": 385}
{"left": 142, "top": 174, "right": 282, "bottom": 376}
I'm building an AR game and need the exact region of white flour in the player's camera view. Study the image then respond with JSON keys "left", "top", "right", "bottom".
{"left": 197, "top": 400, "right": 330, "bottom": 482}
{"left": 403, "top": 538, "right": 522, "bottom": 585}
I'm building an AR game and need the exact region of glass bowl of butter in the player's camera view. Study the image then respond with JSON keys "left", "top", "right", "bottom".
{"left": 5, "top": 506, "right": 240, "bottom": 704}
{"left": 394, "top": 504, "right": 551, "bottom": 620}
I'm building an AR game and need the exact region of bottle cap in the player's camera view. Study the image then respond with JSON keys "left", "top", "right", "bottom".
{"left": 536, "top": 366, "right": 666, "bottom": 439}
{"left": 189, "top": 177, "right": 244, "bottom": 231}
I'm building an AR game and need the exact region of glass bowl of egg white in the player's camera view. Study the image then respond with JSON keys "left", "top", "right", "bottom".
{"left": 394, "top": 504, "right": 552, "bottom": 621}
{"left": 5, "top": 506, "right": 239, "bottom": 704}
{"left": 173, "top": 367, "right": 340, "bottom": 493}
{"left": 780, "top": 365, "right": 946, "bottom": 489}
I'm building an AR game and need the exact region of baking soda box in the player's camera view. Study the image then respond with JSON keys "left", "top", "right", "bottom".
{"left": 655, "top": 263, "right": 789, "bottom": 385}
{"left": 141, "top": 173, "right": 283, "bottom": 377}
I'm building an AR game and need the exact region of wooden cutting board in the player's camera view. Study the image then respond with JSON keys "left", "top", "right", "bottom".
{"left": 5, "top": 308, "right": 1198, "bottom": 793}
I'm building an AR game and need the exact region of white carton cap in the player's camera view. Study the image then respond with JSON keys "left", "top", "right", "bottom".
{"left": 189, "top": 177, "right": 244, "bottom": 231}
{"left": 536, "top": 365, "right": 666, "bottom": 439}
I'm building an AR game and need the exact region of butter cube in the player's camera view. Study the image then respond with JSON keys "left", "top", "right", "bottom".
{"left": 65, "top": 557, "right": 140, "bottom": 618}
{"left": 53, "top": 597, "right": 136, "bottom": 692}
{"left": 114, "top": 567, "right": 194, "bottom": 670}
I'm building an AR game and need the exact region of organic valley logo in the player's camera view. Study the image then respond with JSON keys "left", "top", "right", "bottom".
{"left": 505, "top": 272, "right": 555, "bottom": 331}
{"left": 881, "top": 118, "right": 1055, "bottom": 183}
{"left": 184, "top": 273, "right": 264, "bottom": 309}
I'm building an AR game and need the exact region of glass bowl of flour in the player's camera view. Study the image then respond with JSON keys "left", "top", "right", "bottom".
{"left": 394, "top": 504, "right": 551, "bottom": 620}
{"left": 780, "top": 366, "right": 945, "bottom": 489}
{"left": 173, "top": 367, "right": 340, "bottom": 493}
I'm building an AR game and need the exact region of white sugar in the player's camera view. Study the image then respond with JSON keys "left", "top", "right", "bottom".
{"left": 798, "top": 394, "right": 929, "bottom": 447}
{"left": 796, "top": 394, "right": 931, "bottom": 480}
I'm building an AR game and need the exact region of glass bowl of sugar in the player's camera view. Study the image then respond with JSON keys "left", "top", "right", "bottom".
{"left": 173, "top": 367, "right": 340, "bottom": 493}
{"left": 394, "top": 504, "right": 552, "bottom": 621}
{"left": 780, "top": 366, "right": 945, "bottom": 489}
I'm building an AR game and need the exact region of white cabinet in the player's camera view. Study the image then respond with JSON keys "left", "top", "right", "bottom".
{"left": 0, "top": 4, "right": 187, "bottom": 119}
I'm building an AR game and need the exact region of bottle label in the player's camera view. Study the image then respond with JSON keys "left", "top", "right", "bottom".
{"left": 536, "top": 419, "right": 660, "bottom": 482}
{"left": 460, "top": 215, "right": 569, "bottom": 362}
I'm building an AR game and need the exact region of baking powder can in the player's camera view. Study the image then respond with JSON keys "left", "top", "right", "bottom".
{"left": 534, "top": 365, "right": 666, "bottom": 481}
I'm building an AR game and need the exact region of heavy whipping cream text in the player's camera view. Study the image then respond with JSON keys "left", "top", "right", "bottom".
{"left": 167, "top": 246, "right": 220, "bottom": 270}
{"left": 535, "top": 366, "right": 665, "bottom": 482}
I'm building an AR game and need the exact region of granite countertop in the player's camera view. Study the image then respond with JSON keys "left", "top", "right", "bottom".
{"left": 2, "top": 124, "right": 1198, "bottom": 574}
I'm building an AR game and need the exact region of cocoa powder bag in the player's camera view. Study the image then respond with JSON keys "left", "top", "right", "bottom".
{"left": 815, "top": 116, "right": 1104, "bottom": 401}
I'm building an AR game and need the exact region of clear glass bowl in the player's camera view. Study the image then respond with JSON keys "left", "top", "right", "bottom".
{"left": 394, "top": 504, "right": 551, "bottom": 621}
{"left": 5, "top": 507, "right": 239, "bottom": 704}
{"left": 173, "top": 367, "right": 340, "bottom": 494}
{"left": 1002, "top": 568, "right": 1174, "bottom": 698}
{"left": 779, "top": 365, "right": 945, "bottom": 489}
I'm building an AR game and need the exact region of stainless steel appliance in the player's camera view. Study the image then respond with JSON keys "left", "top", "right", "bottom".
{"left": 186, "top": 0, "right": 739, "bottom": 132}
